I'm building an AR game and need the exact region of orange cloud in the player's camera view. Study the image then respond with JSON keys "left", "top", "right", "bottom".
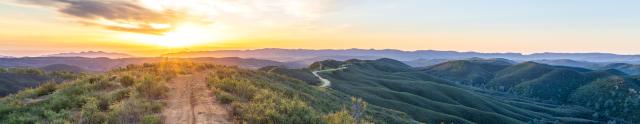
{"left": 17, "top": 0, "right": 185, "bottom": 35}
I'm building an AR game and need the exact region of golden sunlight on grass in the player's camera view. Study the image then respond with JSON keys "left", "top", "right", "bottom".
{"left": 117, "top": 23, "right": 225, "bottom": 48}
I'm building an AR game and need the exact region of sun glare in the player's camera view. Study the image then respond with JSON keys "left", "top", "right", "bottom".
{"left": 118, "top": 23, "right": 223, "bottom": 48}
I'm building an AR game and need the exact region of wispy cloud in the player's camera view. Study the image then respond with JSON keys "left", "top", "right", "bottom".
{"left": 15, "top": 0, "right": 186, "bottom": 35}
{"left": 11, "top": 0, "right": 345, "bottom": 35}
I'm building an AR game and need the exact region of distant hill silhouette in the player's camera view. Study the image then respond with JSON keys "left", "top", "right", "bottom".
{"left": 0, "top": 55, "right": 13, "bottom": 58}
{"left": 602, "top": 63, "right": 640, "bottom": 75}
{"left": 402, "top": 58, "right": 451, "bottom": 67}
{"left": 534, "top": 59, "right": 640, "bottom": 75}
{"left": 163, "top": 48, "right": 640, "bottom": 63}
{"left": 44, "top": 51, "right": 134, "bottom": 58}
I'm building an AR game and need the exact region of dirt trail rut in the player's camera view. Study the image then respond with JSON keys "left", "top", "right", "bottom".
{"left": 162, "top": 72, "right": 233, "bottom": 124}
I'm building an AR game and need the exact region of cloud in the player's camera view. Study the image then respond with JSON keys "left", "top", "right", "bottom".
{"left": 16, "top": 0, "right": 184, "bottom": 35}
{"left": 13, "top": 0, "right": 347, "bottom": 35}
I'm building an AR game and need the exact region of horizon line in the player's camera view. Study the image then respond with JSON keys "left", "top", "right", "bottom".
{"left": 2, "top": 48, "right": 640, "bottom": 58}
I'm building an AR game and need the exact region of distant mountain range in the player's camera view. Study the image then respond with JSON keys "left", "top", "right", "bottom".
{"left": 0, "top": 55, "right": 13, "bottom": 58}
{"left": 534, "top": 59, "right": 640, "bottom": 75}
{"left": 163, "top": 48, "right": 640, "bottom": 64}
{"left": 0, "top": 57, "right": 285, "bottom": 72}
{"left": 44, "top": 51, "right": 134, "bottom": 58}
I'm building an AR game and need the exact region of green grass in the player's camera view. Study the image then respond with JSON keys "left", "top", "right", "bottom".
{"left": 0, "top": 61, "right": 198, "bottom": 123}
{"left": 206, "top": 65, "right": 416, "bottom": 124}
{"left": 309, "top": 59, "right": 604, "bottom": 123}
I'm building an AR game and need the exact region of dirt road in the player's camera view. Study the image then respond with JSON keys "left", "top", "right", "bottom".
{"left": 312, "top": 67, "right": 347, "bottom": 87}
{"left": 162, "top": 72, "right": 233, "bottom": 124}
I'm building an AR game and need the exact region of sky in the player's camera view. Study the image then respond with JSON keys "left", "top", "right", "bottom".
{"left": 1, "top": 0, "right": 639, "bottom": 57}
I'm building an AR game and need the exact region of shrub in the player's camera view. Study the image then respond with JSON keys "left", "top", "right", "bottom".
{"left": 119, "top": 75, "right": 135, "bottom": 87}
{"left": 141, "top": 115, "right": 162, "bottom": 124}
{"left": 135, "top": 76, "right": 168, "bottom": 99}
{"left": 216, "top": 92, "right": 238, "bottom": 104}
{"left": 35, "top": 82, "right": 57, "bottom": 96}
{"left": 80, "top": 97, "right": 107, "bottom": 124}
{"left": 325, "top": 110, "right": 355, "bottom": 124}
{"left": 237, "top": 90, "right": 322, "bottom": 123}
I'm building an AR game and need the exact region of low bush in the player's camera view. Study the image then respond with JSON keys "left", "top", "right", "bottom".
{"left": 119, "top": 75, "right": 135, "bottom": 87}
{"left": 35, "top": 82, "right": 57, "bottom": 96}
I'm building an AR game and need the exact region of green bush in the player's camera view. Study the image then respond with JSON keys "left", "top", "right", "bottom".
{"left": 135, "top": 76, "right": 168, "bottom": 99}
{"left": 80, "top": 97, "right": 107, "bottom": 124}
{"left": 34, "top": 82, "right": 57, "bottom": 96}
{"left": 141, "top": 115, "right": 162, "bottom": 124}
{"left": 119, "top": 75, "right": 135, "bottom": 87}
{"left": 325, "top": 110, "right": 355, "bottom": 124}
{"left": 215, "top": 91, "right": 238, "bottom": 104}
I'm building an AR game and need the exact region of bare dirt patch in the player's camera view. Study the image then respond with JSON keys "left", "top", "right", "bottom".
{"left": 162, "top": 72, "right": 233, "bottom": 124}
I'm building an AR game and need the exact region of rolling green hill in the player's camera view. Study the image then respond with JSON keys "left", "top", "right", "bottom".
{"left": 421, "top": 59, "right": 640, "bottom": 122}
{"left": 422, "top": 59, "right": 512, "bottom": 86}
{"left": 258, "top": 66, "right": 322, "bottom": 85}
{"left": 274, "top": 59, "right": 607, "bottom": 123}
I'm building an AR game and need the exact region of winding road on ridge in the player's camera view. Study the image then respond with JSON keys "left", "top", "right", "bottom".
{"left": 312, "top": 67, "right": 347, "bottom": 87}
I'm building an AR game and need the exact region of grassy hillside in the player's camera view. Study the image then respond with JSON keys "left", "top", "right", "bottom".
{"left": 258, "top": 66, "right": 322, "bottom": 85}
{"left": 0, "top": 62, "right": 417, "bottom": 123}
{"left": 417, "top": 59, "right": 640, "bottom": 122}
{"left": 3, "top": 59, "right": 637, "bottom": 123}
{"left": 423, "top": 59, "right": 511, "bottom": 86}
{"left": 0, "top": 67, "right": 80, "bottom": 96}
{"left": 0, "top": 62, "right": 192, "bottom": 123}
{"left": 291, "top": 59, "right": 604, "bottom": 123}
{"left": 207, "top": 65, "right": 416, "bottom": 123}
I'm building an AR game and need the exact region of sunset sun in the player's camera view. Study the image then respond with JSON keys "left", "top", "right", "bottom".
{"left": 119, "top": 23, "right": 223, "bottom": 48}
